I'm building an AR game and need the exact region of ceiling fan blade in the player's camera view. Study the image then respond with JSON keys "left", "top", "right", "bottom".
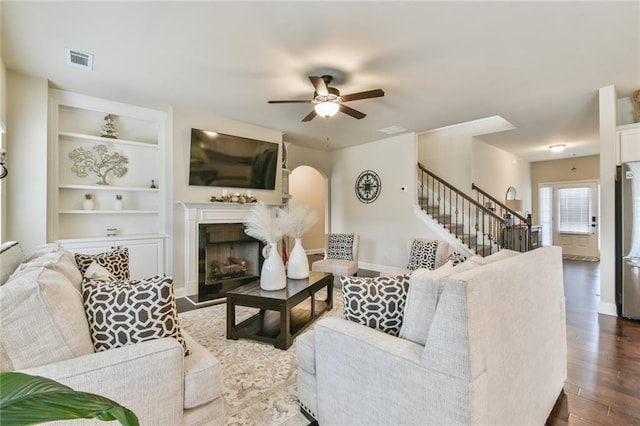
{"left": 302, "top": 110, "right": 317, "bottom": 122}
{"left": 340, "top": 89, "right": 385, "bottom": 102}
{"left": 268, "top": 100, "right": 312, "bottom": 104}
{"left": 339, "top": 104, "right": 366, "bottom": 119}
{"left": 309, "top": 76, "right": 329, "bottom": 96}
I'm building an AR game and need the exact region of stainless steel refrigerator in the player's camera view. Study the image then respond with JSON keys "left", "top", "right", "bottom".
{"left": 616, "top": 162, "right": 640, "bottom": 320}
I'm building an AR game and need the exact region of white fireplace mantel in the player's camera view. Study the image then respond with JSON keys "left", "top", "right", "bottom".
{"left": 178, "top": 202, "right": 278, "bottom": 296}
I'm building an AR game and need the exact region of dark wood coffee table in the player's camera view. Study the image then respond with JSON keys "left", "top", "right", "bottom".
{"left": 226, "top": 271, "right": 333, "bottom": 349}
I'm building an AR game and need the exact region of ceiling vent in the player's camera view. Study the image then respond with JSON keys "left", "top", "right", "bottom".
{"left": 377, "top": 125, "right": 408, "bottom": 135}
{"left": 65, "top": 48, "right": 93, "bottom": 71}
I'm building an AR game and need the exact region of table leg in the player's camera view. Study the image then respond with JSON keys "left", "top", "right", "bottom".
{"left": 227, "top": 296, "right": 238, "bottom": 340}
{"left": 278, "top": 303, "right": 291, "bottom": 350}
{"left": 327, "top": 276, "right": 333, "bottom": 310}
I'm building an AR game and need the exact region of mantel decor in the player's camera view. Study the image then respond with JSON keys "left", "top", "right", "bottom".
{"left": 69, "top": 145, "right": 128, "bottom": 185}
{"left": 210, "top": 192, "right": 257, "bottom": 204}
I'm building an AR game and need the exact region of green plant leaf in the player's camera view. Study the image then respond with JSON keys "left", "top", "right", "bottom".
{"left": 0, "top": 372, "right": 139, "bottom": 426}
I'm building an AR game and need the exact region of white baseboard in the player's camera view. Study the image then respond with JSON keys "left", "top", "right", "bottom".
{"left": 357, "top": 261, "right": 406, "bottom": 275}
{"left": 305, "top": 248, "right": 325, "bottom": 255}
{"left": 597, "top": 301, "right": 618, "bottom": 317}
{"left": 175, "top": 287, "right": 186, "bottom": 299}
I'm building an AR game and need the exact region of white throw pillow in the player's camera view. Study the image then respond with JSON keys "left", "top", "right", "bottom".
{"left": 84, "top": 261, "right": 116, "bottom": 281}
{"left": 0, "top": 241, "right": 23, "bottom": 286}
{"left": 468, "top": 249, "right": 521, "bottom": 265}
{"left": 0, "top": 268, "right": 94, "bottom": 371}
{"left": 399, "top": 260, "right": 479, "bottom": 345}
{"left": 13, "top": 248, "right": 83, "bottom": 291}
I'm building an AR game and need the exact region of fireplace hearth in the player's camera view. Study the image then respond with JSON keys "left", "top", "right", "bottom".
{"left": 195, "top": 222, "right": 264, "bottom": 303}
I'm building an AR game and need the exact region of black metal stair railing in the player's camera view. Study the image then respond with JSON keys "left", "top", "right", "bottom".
{"left": 471, "top": 183, "right": 534, "bottom": 252}
{"left": 418, "top": 163, "right": 505, "bottom": 256}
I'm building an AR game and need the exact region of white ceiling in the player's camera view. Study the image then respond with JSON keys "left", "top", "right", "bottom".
{"left": 2, "top": 1, "right": 639, "bottom": 162}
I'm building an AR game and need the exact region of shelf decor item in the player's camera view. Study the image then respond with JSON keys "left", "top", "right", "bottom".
{"left": 101, "top": 114, "right": 118, "bottom": 139}
{"left": 244, "top": 203, "right": 286, "bottom": 290}
{"left": 69, "top": 145, "right": 128, "bottom": 185}
{"left": 114, "top": 194, "right": 124, "bottom": 211}
{"left": 279, "top": 205, "right": 318, "bottom": 279}
{"left": 83, "top": 193, "right": 94, "bottom": 210}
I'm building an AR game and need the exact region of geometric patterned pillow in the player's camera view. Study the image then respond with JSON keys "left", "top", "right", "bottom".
{"left": 82, "top": 275, "right": 189, "bottom": 355}
{"left": 446, "top": 251, "right": 467, "bottom": 266}
{"left": 327, "top": 233, "right": 355, "bottom": 260}
{"left": 341, "top": 274, "right": 411, "bottom": 336}
{"left": 406, "top": 239, "right": 439, "bottom": 271}
{"left": 75, "top": 247, "right": 130, "bottom": 281}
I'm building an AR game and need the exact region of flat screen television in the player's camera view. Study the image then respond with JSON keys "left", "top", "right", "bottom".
{"left": 188, "top": 128, "right": 278, "bottom": 190}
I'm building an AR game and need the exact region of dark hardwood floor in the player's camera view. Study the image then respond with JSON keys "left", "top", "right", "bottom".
{"left": 177, "top": 257, "right": 640, "bottom": 424}
{"left": 547, "top": 260, "right": 640, "bottom": 425}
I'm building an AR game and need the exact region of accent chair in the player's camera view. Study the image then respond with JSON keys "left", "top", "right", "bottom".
{"left": 311, "top": 233, "right": 359, "bottom": 277}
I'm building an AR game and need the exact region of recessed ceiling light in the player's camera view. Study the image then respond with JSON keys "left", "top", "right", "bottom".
{"left": 549, "top": 144, "right": 566, "bottom": 153}
{"left": 377, "top": 125, "right": 408, "bottom": 135}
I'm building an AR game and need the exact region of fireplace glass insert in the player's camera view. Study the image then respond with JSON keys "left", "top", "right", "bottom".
{"left": 196, "top": 223, "right": 264, "bottom": 302}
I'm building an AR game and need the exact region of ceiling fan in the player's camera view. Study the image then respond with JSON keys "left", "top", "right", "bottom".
{"left": 268, "top": 75, "right": 384, "bottom": 122}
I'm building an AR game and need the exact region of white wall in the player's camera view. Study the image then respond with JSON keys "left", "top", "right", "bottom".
{"left": 617, "top": 96, "right": 638, "bottom": 126}
{"left": 170, "top": 106, "right": 283, "bottom": 293}
{"left": 6, "top": 72, "right": 48, "bottom": 251}
{"left": 419, "top": 126, "right": 473, "bottom": 193}
{"left": 418, "top": 120, "right": 529, "bottom": 206}
{"left": 286, "top": 144, "right": 332, "bottom": 177}
{"left": 472, "top": 138, "right": 531, "bottom": 213}
{"left": 330, "top": 132, "right": 448, "bottom": 270}
{"left": 599, "top": 85, "right": 618, "bottom": 316}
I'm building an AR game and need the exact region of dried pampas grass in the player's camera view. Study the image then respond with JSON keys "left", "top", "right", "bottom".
{"left": 279, "top": 205, "right": 318, "bottom": 238}
{"left": 244, "top": 203, "right": 283, "bottom": 243}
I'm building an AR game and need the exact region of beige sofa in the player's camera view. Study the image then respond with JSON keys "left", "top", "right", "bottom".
{"left": 0, "top": 241, "right": 224, "bottom": 425}
{"left": 298, "top": 246, "right": 567, "bottom": 425}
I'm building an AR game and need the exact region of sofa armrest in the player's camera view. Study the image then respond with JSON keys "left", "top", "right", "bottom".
{"left": 20, "top": 337, "right": 185, "bottom": 425}
{"left": 314, "top": 317, "right": 472, "bottom": 425}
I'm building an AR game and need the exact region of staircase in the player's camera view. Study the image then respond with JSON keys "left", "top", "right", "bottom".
{"left": 417, "top": 163, "right": 534, "bottom": 256}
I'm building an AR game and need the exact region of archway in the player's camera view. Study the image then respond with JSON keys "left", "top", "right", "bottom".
{"left": 289, "top": 165, "right": 327, "bottom": 254}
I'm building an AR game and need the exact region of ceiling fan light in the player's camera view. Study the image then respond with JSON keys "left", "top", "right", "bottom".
{"left": 314, "top": 102, "right": 339, "bottom": 118}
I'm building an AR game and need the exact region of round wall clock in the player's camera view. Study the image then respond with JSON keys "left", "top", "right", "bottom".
{"left": 355, "top": 170, "right": 381, "bottom": 203}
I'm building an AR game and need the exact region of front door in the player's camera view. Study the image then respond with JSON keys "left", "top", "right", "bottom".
{"left": 552, "top": 182, "right": 599, "bottom": 258}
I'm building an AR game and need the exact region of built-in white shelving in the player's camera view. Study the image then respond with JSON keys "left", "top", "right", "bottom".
{"left": 48, "top": 89, "right": 169, "bottom": 277}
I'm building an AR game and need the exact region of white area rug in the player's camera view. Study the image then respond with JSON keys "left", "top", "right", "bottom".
{"left": 179, "top": 288, "right": 343, "bottom": 425}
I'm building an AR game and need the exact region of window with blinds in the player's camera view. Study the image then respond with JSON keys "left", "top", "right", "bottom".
{"left": 557, "top": 187, "right": 591, "bottom": 234}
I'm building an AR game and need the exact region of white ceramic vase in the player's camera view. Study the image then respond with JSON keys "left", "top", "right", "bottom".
{"left": 83, "top": 199, "right": 94, "bottom": 210}
{"left": 260, "top": 242, "right": 286, "bottom": 291}
{"left": 287, "top": 238, "right": 309, "bottom": 279}
{"left": 114, "top": 198, "right": 124, "bottom": 211}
